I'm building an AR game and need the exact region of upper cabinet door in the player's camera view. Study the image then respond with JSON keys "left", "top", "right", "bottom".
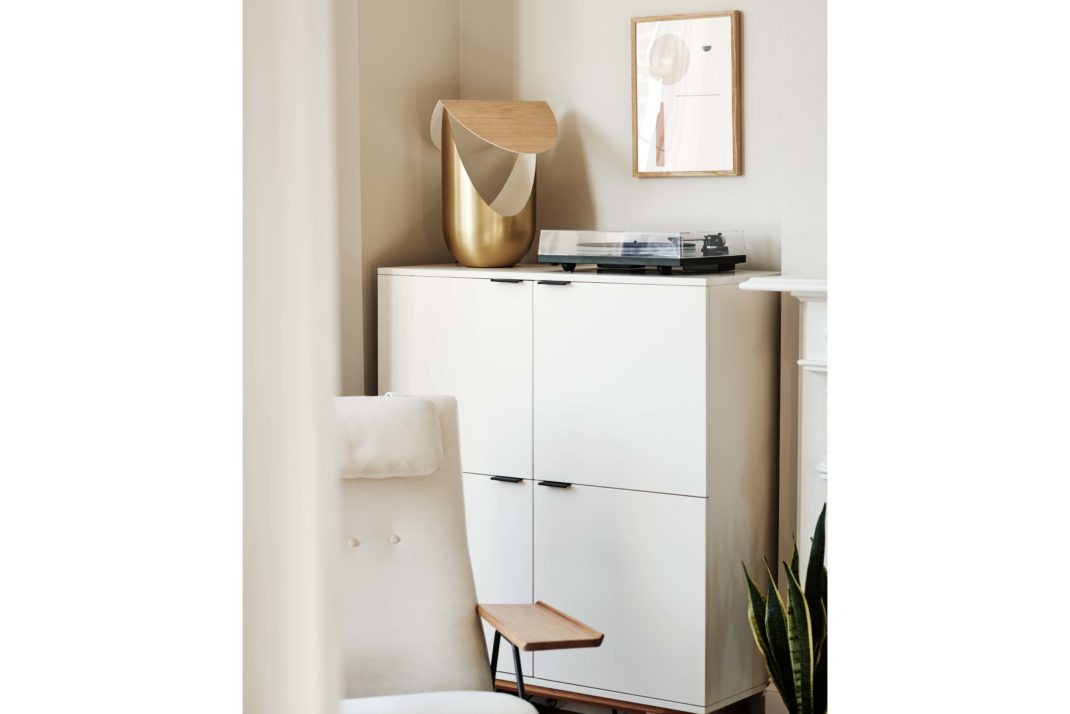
{"left": 379, "top": 275, "right": 533, "bottom": 478}
{"left": 534, "top": 281, "right": 707, "bottom": 496}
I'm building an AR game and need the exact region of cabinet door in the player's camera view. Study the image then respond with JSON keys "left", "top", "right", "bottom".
{"left": 533, "top": 483, "right": 707, "bottom": 705}
{"left": 462, "top": 473, "right": 533, "bottom": 677}
{"left": 533, "top": 281, "right": 707, "bottom": 495}
{"left": 379, "top": 275, "right": 532, "bottom": 478}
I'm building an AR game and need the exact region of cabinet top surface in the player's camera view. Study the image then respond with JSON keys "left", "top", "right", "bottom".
{"left": 378, "top": 264, "right": 778, "bottom": 287}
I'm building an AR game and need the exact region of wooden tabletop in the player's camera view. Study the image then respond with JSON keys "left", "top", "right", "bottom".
{"left": 477, "top": 601, "right": 604, "bottom": 652}
{"left": 439, "top": 100, "right": 558, "bottom": 154}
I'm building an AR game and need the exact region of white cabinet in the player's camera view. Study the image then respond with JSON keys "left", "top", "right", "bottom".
{"left": 534, "top": 280, "right": 708, "bottom": 496}
{"left": 461, "top": 473, "right": 533, "bottom": 677}
{"left": 378, "top": 274, "right": 532, "bottom": 478}
{"left": 533, "top": 483, "right": 707, "bottom": 704}
{"left": 379, "top": 265, "right": 779, "bottom": 713}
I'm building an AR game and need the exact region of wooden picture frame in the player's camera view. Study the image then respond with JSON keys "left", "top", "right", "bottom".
{"left": 631, "top": 10, "right": 742, "bottom": 177}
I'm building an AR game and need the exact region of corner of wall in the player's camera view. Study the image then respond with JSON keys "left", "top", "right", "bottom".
{"left": 356, "top": 0, "right": 462, "bottom": 395}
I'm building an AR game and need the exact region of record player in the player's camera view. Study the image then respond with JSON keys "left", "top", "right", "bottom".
{"left": 537, "top": 229, "right": 746, "bottom": 274}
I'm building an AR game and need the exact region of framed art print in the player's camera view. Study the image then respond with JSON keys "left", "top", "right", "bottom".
{"left": 631, "top": 10, "right": 742, "bottom": 177}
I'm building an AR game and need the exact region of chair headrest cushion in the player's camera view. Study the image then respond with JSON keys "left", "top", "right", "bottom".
{"left": 335, "top": 396, "right": 443, "bottom": 479}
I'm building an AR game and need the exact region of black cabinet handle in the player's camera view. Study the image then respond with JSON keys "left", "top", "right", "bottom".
{"left": 490, "top": 278, "right": 523, "bottom": 283}
{"left": 537, "top": 480, "right": 573, "bottom": 488}
{"left": 490, "top": 475, "right": 524, "bottom": 483}
{"left": 537, "top": 280, "right": 572, "bottom": 286}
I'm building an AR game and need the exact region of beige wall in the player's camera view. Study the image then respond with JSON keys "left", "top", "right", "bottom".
{"left": 358, "top": 0, "right": 460, "bottom": 394}
{"left": 336, "top": 0, "right": 364, "bottom": 396}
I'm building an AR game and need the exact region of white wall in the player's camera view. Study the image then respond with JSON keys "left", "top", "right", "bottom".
{"left": 779, "top": 0, "right": 827, "bottom": 279}
{"left": 460, "top": 0, "right": 828, "bottom": 273}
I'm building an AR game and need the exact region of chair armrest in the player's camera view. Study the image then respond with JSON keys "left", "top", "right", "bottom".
{"left": 477, "top": 601, "right": 604, "bottom": 652}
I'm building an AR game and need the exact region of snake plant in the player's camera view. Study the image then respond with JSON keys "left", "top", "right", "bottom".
{"left": 743, "top": 504, "right": 826, "bottom": 714}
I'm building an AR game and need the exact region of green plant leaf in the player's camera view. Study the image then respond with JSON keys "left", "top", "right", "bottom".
{"left": 763, "top": 559, "right": 795, "bottom": 713}
{"left": 790, "top": 539, "right": 800, "bottom": 583}
{"left": 814, "top": 625, "right": 827, "bottom": 714}
{"left": 815, "top": 599, "right": 827, "bottom": 662}
{"left": 742, "top": 563, "right": 768, "bottom": 645}
{"left": 784, "top": 562, "right": 814, "bottom": 714}
{"left": 743, "top": 563, "right": 791, "bottom": 703}
{"left": 805, "top": 505, "right": 827, "bottom": 652}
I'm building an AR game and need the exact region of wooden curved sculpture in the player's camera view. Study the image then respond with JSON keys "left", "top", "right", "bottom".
{"left": 430, "top": 100, "right": 558, "bottom": 267}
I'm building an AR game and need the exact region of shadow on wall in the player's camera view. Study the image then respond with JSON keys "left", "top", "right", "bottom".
{"left": 368, "top": 98, "right": 441, "bottom": 267}
{"left": 418, "top": 95, "right": 451, "bottom": 263}
{"left": 362, "top": 91, "right": 456, "bottom": 395}
{"left": 525, "top": 111, "right": 595, "bottom": 261}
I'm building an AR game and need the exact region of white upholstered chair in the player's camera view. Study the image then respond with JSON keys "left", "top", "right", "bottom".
{"left": 336, "top": 395, "right": 537, "bottom": 714}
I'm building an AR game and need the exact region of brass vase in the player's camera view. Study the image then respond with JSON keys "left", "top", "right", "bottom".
{"left": 430, "top": 100, "right": 558, "bottom": 268}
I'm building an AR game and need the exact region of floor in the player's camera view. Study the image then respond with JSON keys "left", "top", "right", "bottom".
{"left": 529, "top": 690, "right": 768, "bottom": 714}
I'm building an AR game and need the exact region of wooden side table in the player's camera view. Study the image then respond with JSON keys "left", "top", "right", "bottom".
{"left": 477, "top": 601, "right": 604, "bottom": 700}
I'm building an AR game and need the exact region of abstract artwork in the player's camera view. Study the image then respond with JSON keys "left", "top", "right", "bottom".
{"left": 632, "top": 11, "right": 741, "bottom": 177}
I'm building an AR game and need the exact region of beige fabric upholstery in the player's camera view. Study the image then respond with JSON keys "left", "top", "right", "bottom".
{"left": 339, "top": 395, "right": 492, "bottom": 699}
{"left": 335, "top": 395, "right": 443, "bottom": 478}
{"left": 340, "top": 691, "right": 537, "bottom": 714}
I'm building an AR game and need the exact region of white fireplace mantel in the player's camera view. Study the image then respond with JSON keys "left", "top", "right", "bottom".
{"left": 740, "top": 275, "right": 827, "bottom": 301}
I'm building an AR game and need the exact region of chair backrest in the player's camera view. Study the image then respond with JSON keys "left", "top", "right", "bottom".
{"left": 337, "top": 394, "right": 491, "bottom": 698}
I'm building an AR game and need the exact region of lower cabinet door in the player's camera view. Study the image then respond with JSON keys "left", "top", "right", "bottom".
{"left": 533, "top": 483, "right": 707, "bottom": 706}
{"left": 462, "top": 473, "right": 533, "bottom": 677}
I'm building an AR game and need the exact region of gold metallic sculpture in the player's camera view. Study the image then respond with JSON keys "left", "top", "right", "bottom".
{"left": 430, "top": 100, "right": 558, "bottom": 267}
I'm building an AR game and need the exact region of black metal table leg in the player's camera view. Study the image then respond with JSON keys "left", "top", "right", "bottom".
{"left": 489, "top": 630, "right": 501, "bottom": 677}
{"left": 511, "top": 641, "right": 525, "bottom": 700}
